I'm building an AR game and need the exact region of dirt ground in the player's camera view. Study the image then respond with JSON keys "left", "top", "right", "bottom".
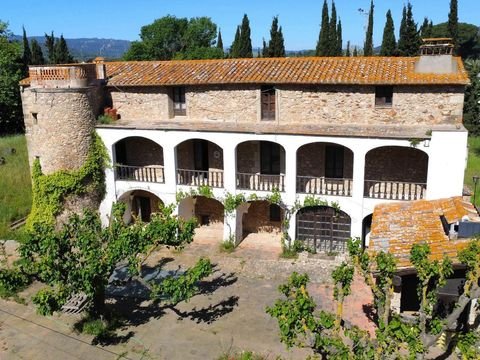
{"left": 0, "top": 237, "right": 375, "bottom": 360}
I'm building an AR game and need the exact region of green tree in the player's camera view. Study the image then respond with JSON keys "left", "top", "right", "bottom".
{"left": 238, "top": 14, "right": 253, "bottom": 58}
{"left": 430, "top": 22, "right": 480, "bottom": 59}
{"left": 23, "top": 203, "right": 211, "bottom": 316}
{"left": 261, "top": 38, "right": 267, "bottom": 57}
{"left": 0, "top": 21, "right": 23, "bottom": 134}
{"left": 44, "top": 31, "right": 55, "bottom": 64}
{"left": 21, "top": 27, "right": 31, "bottom": 76}
{"left": 363, "top": 0, "right": 374, "bottom": 56}
{"left": 380, "top": 10, "right": 396, "bottom": 56}
{"left": 448, "top": 0, "right": 459, "bottom": 53}
{"left": 217, "top": 29, "right": 223, "bottom": 51}
{"left": 316, "top": 0, "right": 330, "bottom": 56}
{"left": 353, "top": 46, "right": 358, "bottom": 57}
{"left": 265, "top": 16, "right": 286, "bottom": 57}
{"left": 328, "top": 0, "right": 337, "bottom": 56}
{"left": 336, "top": 20, "right": 342, "bottom": 56}
{"left": 54, "top": 35, "right": 74, "bottom": 64}
{"left": 420, "top": 17, "right": 433, "bottom": 39}
{"left": 398, "top": 5, "right": 407, "bottom": 54}
{"left": 398, "top": 3, "right": 420, "bottom": 56}
{"left": 230, "top": 26, "right": 241, "bottom": 58}
{"left": 463, "top": 59, "right": 480, "bottom": 135}
{"left": 268, "top": 239, "right": 480, "bottom": 359}
{"left": 345, "top": 40, "right": 351, "bottom": 56}
{"left": 30, "top": 39, "right": 44, "bottom": 65}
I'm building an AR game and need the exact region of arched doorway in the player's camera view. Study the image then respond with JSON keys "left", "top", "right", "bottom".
{"left": 296, "top": 206, "right": 351, "bottom": 253}
{"left": 364, "top": 146, "right": 428, "bottom": 200}
{"left": 296, "top": 142, "right": 353, "bottom": 197}
{"left": 114, "top": 137, "right": 164, "bottom": 183}
{"left": 118, "top": 190, "right": 164, "bottom": 223}
{"left": 178, "top": 196, "right": 225, "bottom": 244}
{"left": 362, "top": 214, "right": 373, "bottom": 248}
{"left": 176, "top": 139, "right": 224, "bottom": 188}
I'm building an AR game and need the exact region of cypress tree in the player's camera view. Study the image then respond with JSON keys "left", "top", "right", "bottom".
{"left": 353, "top": 46, "right": 358, "bottom": 57}
{"left": 262, "top": 38, "right": 268, "bottom": 57}
{"left": 54, "top": 35, "right": 74, "bottom": 63}
{"left": 238, "top": 14, "right": 253, "bottom": 58}
{"left": 380, "top": 10, "right": 396, "bottom": 56}
{"left": 398, "top": 5, "right": 407, "bottom": 55}
{"left": 402, "top": 3, "right": 420, "bottom": 56}
{"left": 336, "top": 20, "right": 343, "bottom": 56}
{"left": 363, "top": 0, "right": 374, "bottom": 56}
{"left": 45, "top": 31, "right": 56, "bottom": 64}
{"left": 30, "top": 39, "right": 45, "bottom": 65}
{"left": 448, "top": 0, "right": 458, "bottom": 52}
{"left": 230, "top": 26, "right": 241, "bottom": 58}
{"left": 22, "top": 27, "right": 31, "bottom": 76}
{"left": 316, "top": 0, "right": 330, "bottom": 56}
{"left": 420, "top": 17, "right": 433, "bottom": 39}
{"left": 217, "top": 29, "right": 223, "bottom": 50}
{"left": 328, "top": 0, "right": 337, "bottom": 56}
{"left": 266, "top": 16, "right": 286, "bottom": 57}
{"left": 345, "top": 41, "right": 351, "bottom": 57}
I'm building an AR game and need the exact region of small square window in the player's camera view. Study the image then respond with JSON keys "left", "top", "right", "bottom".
{"left": 269, "top": 204, "right": 281, "bottom": 222}
{"left": 32, "top": 113, "right": 38, "bottom": 124}
{"left": 375, "top": 86, "right": 393, "bottom": 107}
{"left": 172, "top": 87, "right": 186, "bottom": 116}
{"left": 261, "top": 85, "right": 276, "bottom": 120}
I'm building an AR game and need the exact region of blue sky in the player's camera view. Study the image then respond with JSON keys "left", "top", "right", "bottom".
{"left": 2, "top": 0, "right": 479, "bottom": 50}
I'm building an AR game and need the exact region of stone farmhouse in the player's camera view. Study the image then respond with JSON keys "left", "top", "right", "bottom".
{"left": 19, "top": 39, "right": 470, "bottom": 253}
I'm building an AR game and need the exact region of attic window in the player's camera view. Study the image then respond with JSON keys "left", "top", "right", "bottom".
{"left": 375, "top": 86, "right": 393, "bottom": 107}
{"left": 32, "top": 112, "right": 38, "bottom": 125}
{"left": 261, "top": 86, "right": 276, "bottom": 120}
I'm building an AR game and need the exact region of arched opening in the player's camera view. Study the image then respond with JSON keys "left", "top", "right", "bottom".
{"left": 178, "top": 196, "right": 225, "bottom": 244}
{"left": 296, "top": 142, "right": 353, "bottom": 197}
{"left": 362, "top": 214, "right": 373, "bottom": 248}
{"left": 236, "top": 140, "right": 286, "bottom": 192}
{"left": 118, "top": 190, "right": 164, "bottom": 223}
{"left": 114, "top": 137, "right": 164, "bottom": 183}
{"left": 176, "top": 139, "right": 224, "bottom": 188}
{"left": 364, "top": 146, "right": 428, "bottom": 200}
{"left": 237, "top": 200, "right": 284, "bottom": 248}
{"left": 296, "top": 206, "right": 351, "bottom": 253}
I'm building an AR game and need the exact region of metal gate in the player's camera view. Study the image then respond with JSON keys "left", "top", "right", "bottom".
{"left": 296, "top": 206, "right": 351, "bottom": 253}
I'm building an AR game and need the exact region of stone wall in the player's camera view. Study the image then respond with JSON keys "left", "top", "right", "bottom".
{"left": 109, "top": 87, "right": 170, "bottom": 121}
{"left": 365, "top": 147, "right": 428, "bottom": 182}
{"left": 176, "top": 140, "right": 223, "bottom": 171}
{"left": 237, "top": 141, "right": 285, "bottom": 174}
{"left": 278, "top": 85, "right": 464, "bottom": 126}
{"left": 119, "top": 137, "right": 164, "bottom": 166}
{"left": 242, "top": 201, "right": 283, "bottom": 234}
{"left": 21, "top": 87, "right": 100, "bottom": 174}
{"left": 297, "top": 143, "right": 353, "bottom": 178}
{"left": 107, "top": 84, "right": 464, "bottom": 127}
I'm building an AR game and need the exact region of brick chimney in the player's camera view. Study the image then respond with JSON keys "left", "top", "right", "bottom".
{"left": 93, "top": 57, "right": 106, "bottom": 80}
{"left": 415, "top": 38, "right": 457, "bottom": 74}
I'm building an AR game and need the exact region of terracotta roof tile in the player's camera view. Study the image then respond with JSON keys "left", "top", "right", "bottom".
{"left": 369, "top": 197, "right": 479, "bottom": 268}
{"left": 101, "top": 56, "right": 469, "bottom": 87}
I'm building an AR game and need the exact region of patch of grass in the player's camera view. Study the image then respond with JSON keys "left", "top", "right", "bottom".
{"left": 219, "top": 240, "right": 235, "bottom": 253}
{"left": 0, "top": 135, "right": 32, "bottom": 240}
{"left": 279, "top": 240, "right": 303, "bottom": 259}
{"left": 74, "top": 313, "right": 124, "bottom": 338}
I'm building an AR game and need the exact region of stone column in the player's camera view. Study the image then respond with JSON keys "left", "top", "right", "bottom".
{"left": 222, "top": 143, "right": 237, "bottom": 191}
{"left": 351, "top": 149, "right": 366, "bottom": 237}
{"left": 284, "top": 144, "right": 297, "bottom": 206}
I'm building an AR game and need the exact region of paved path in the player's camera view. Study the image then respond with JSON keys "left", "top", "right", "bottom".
{"left": 0, "top": 241, "right": 375, "bottom": 359}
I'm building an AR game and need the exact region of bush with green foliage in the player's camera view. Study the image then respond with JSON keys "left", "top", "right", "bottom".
{"left": 268, "top": 238, "right": 480, "bottom": 359}
{"left": 0, "top": 268, "right": 30, "bottom": 298}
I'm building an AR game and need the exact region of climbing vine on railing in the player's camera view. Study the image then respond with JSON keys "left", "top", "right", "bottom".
{"left": 27, "top": 132, "right": 109, "bottom": 230}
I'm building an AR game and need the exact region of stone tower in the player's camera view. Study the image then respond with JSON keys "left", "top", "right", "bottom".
{"left": 20, "top": 60, "right": 106, "bottom": 175}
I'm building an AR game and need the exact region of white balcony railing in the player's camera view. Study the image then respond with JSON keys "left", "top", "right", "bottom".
{"left": 364, "top": 180, "right": 426, "bottom": 200}
{"left": 177, "top": 169, "right": 224, "bottom": 188}
{"left": 115, "top": 165, "right": 165, "bottom": 183}
{"left": 296, "top": 176, "right": 353, "bottom": 197}
{"left": 236, "top": 172, "right": 285, "bottom": 192}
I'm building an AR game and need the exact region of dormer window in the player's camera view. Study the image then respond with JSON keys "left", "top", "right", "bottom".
{"left": 172, "top": 86, "right": 186, "bottom": 116}
{"left": 375, "top": 86, "right": 393, "bottom": 107}
{"left": 261, "top": 85, "right": 276, "bottom": 120}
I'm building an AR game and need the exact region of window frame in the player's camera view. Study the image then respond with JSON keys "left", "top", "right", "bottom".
{"left": 172, "top": 86, "right": 186, "bottom": 116}
{"left": 261, "top": 85, "right": 276, "bottom": 121}
{"left": 375, "top": 86, "right": 393, "bottom": 108}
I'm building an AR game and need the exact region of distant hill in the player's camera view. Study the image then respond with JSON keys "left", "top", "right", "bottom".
{"left": 12, "top": 35, "right": 131, "bottom": 61}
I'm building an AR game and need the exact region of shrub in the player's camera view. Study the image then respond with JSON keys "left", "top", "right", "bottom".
{"left": 0, "top": 268, "right": 30, "bottom": 298}
{"left": 220, "top": 239, "right": 235, "bottom": 253}
{"left": 32, "top": 286, "right": 68, "bottom": 315}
